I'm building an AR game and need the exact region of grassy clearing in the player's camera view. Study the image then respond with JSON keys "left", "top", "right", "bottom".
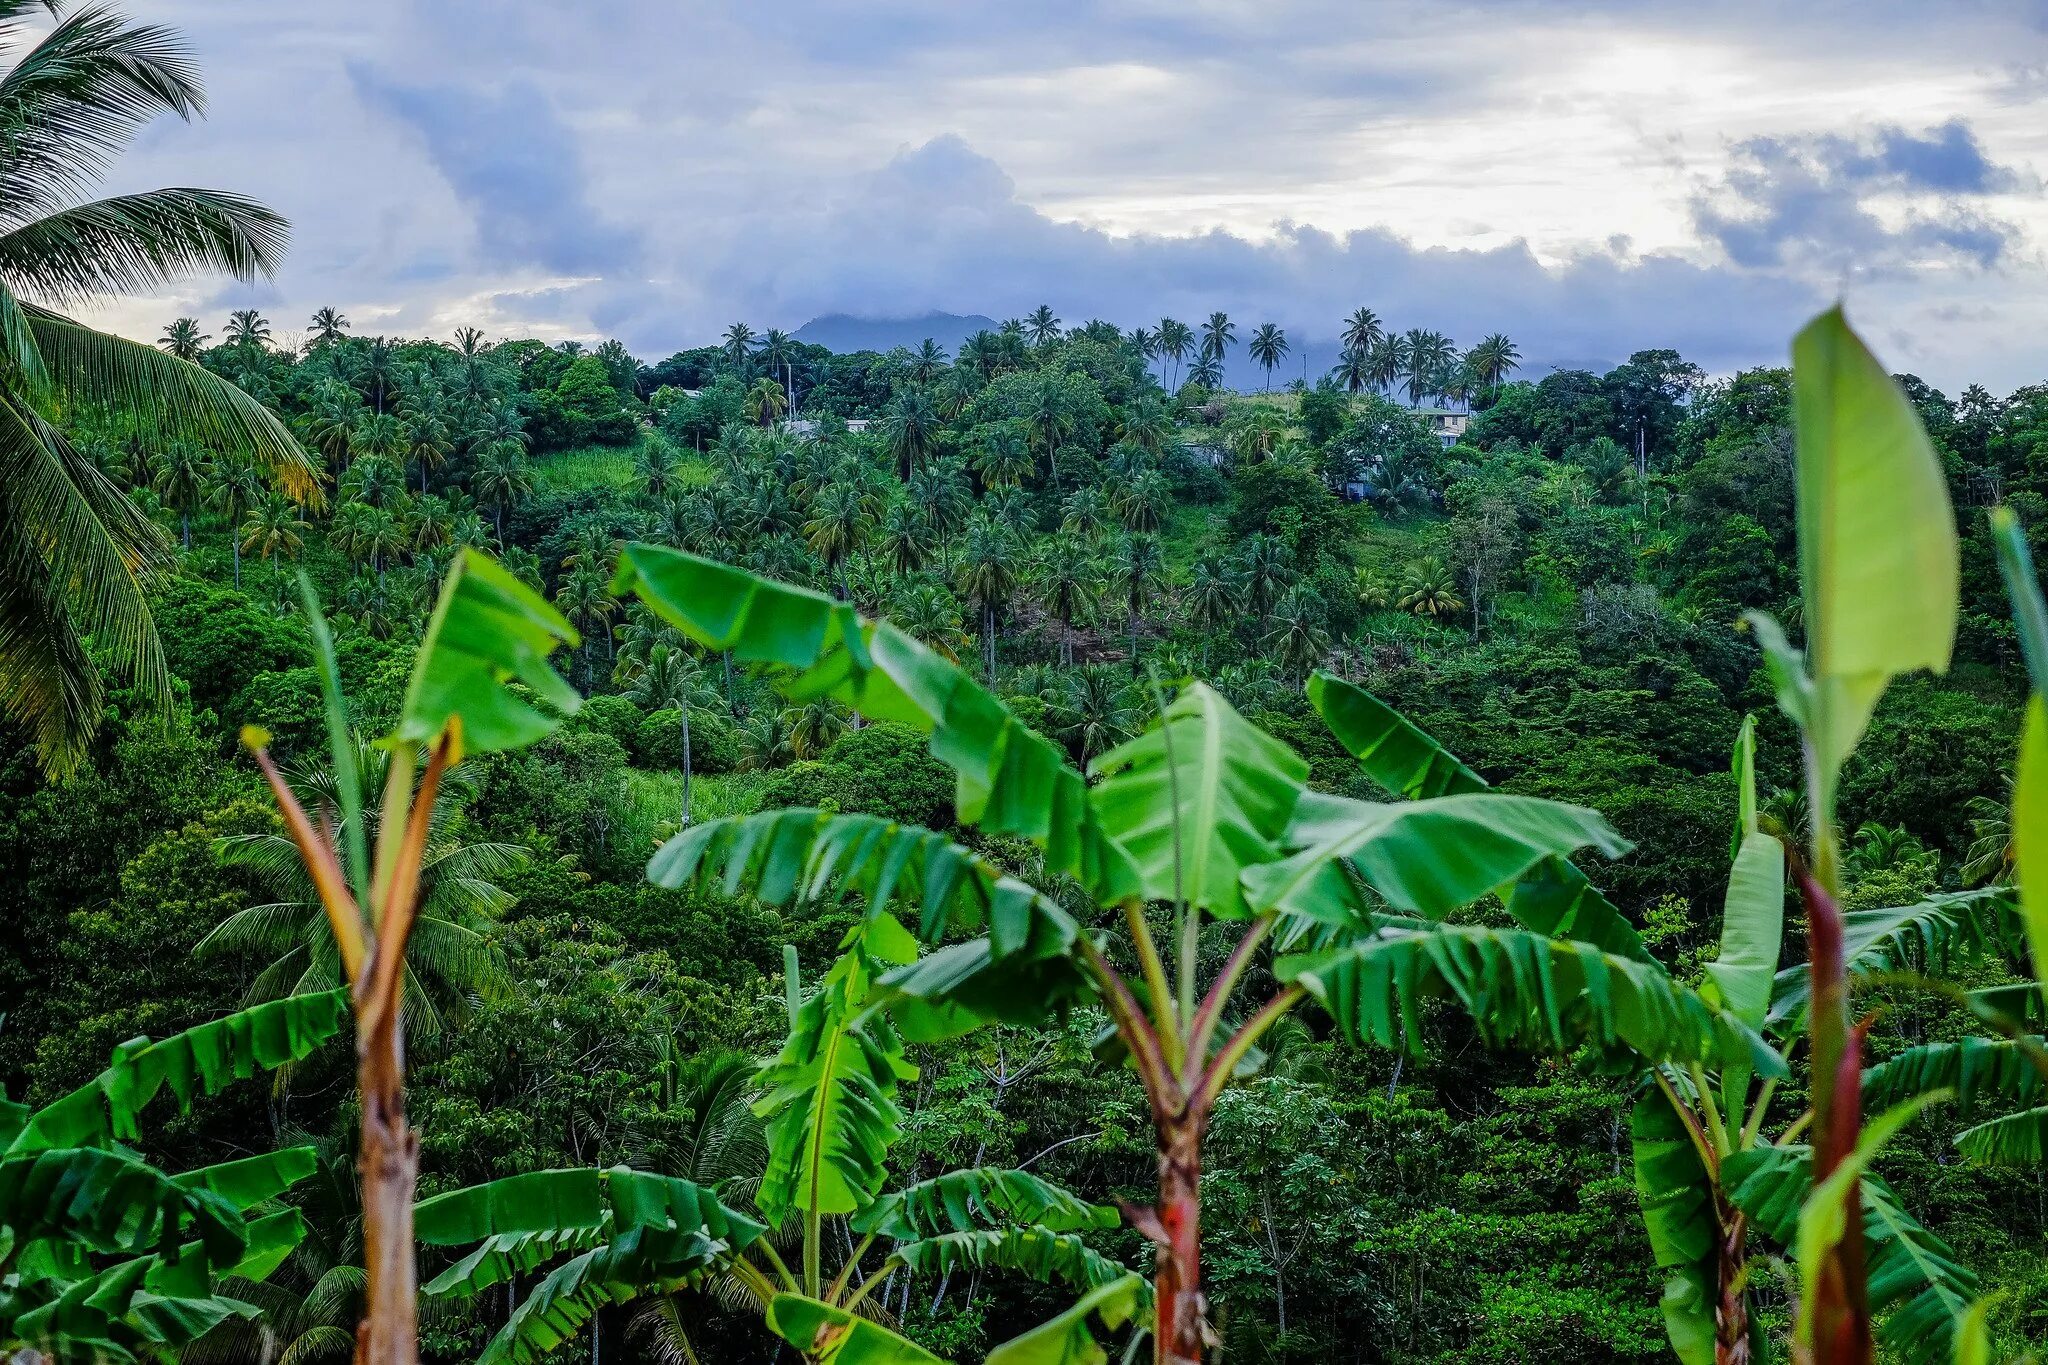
{"left": 617, "top": 767, "right": 770, "bottom": 851}
{"left": 535, "top": 442, "right": 639, "bottom": 492}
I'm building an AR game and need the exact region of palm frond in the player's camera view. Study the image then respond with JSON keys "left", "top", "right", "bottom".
{"left": 0, "top": 188, "right": 287, "bottom": 303}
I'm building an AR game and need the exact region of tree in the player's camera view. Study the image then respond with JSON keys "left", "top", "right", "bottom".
{"left": 151, "top": 437, "right": 209, "bottom": 548}
{"left": 246, "top": 550, "right": 579, "bottom": 1365}
{"left": 207, "top": 450, "right": 266, "bottom": 585}
{"left": 1341, "top": 307, "right": 1384, "bottom": 356}
{"left": 1183, "top": 553, "right": 1243, "bottom": 671}
{"left": 745, "top": 375, "right": 787, "bottom": 427}
{"left": 1026, "top": 303, "right": 1062, "bottom": 346}
{"left": 1157, "top": 317, "right": 1193, "bottom": 391}
{"left": 1395, "top": 556, "right": 1463, "bottom": 619}
{"left": 159, "top": 314, "right": 208, "bottom": 359}
{"left": 755, "top": 327, "right": 798, "bottom": 407}
{"left": 1248, "top": 323, "right": 1289, "bottom": 390}
{"left": 721, "top": 320, "right": 755, "bottom": 372}
{"left": 909, "top": 336, "right": 949, "bottom": 384}
{"left": 0, "top": 3, "right": 312, "bottom": 778}
{"left": 621, "top": 641, "right": 722, "bottom": 827}
{"left": 240, "top": 491, "right": 308, "bottom": 585}
{"left": 1265, "top": 584, "right": 1329, "bottom": 679}
{"left": 355, "top": 336, "right": 398, "bottom": 414}
{"left": 472, "top": 442, "right": 531, "bottom": 540}
{"left": 1328, "top": 347, "right": 1371, "bottom": 394}
{"left": 226, "top": 308, "right": 271, "bottom": 352}
{"left": 972, "top": 422, "right": 1034, "bottom": 490}
{"left": 1033, "top": 537, "right": 1101, "bottom": 666}
{"left": 613, "top": 545, "right": 1771, "bottom": 1365}
{"left": 1108, "top": 533, "right": 1164, "bottom": 666}
{"left": 877, "top": 497, "right": 935, "bottom": 576}
{"left": 803, "top": 481, "right": 869, "bottom": 597}
{"left": 414, "top": 934, "right": 1140, "bottom": 1365}
{"left": 1114, "top": 467, "right": 1171, "bottom": 535}
{"left": 956, "top": 518, "right": 1021, "bottom": 681}
{"left": 1467, "top": 332, "right": 1521, "bottom": 394}
{"left": 307, "top": 306, "right": 349, "bottom": 347}
{"left": 1199, "top": 311, "right": 1236, "bottom": 370}
{"left": 881, "top": 384, "right": 940, "bottom": 478}
{"left": 1401, "top": 329, "right": 1455, "bottom": 407}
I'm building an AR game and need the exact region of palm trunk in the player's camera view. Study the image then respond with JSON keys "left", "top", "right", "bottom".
{"left": 1153, "top": 1117, "right": 1205, "bottom": 1365}
{"left": 231, "top": 531, "right": 242, "bottom": 588}
{"left": 680, "top": 710, "right": 694, "bottom": 828}
{"left": 181, "top": 512, "right": 191, "bottom": 550}
{"left": 357, "top": 996, "right": 419, "bottom": 1365}
{"left": 983, "top": 602, "right": 997, "bottom": 682}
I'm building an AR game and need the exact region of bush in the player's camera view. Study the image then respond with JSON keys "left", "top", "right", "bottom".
{"left": 572, "top": 694, "right": 642, "bottom": 750}
{"left": 757, "top": 721, "right": 953, "bottom": 829}
{"left": 634, "top": 707, "right": 740, "bottom": 774}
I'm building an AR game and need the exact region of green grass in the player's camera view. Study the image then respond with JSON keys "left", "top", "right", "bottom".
{"left": 617, "top": 767, "right": 771, "bottom": 852}
{"left": 533, "top": 435, "right": 714, "bottom": 497}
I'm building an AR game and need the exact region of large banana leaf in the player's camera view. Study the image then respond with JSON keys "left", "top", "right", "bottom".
{"left": 1246, "top": 791, "right": 1630, "bottom": 924}
{"left": 477, "top": 1226, "right": 729, "bottom": 1365}
{"left": 0, "top": 1147, "right": 244, "bottom": 1268}
{"left": 890, "top": 1227, "right": 1135, "bottom": 1298}
{"left": 754, "top": 949, "right": 917, "bottom": 1225}
{"left": 649, "top": 809, "right": 1078, "bottom": 962}
{"left": 1862, "top": 1036, "right": 2048, "bottom": 1116}
{"left": 765, "top": 1293, "right": 950, "bottom": 1364}
{"left": 2018, "top": 696, "right": 2048, "bottom": 1014}
{"left": 613, "top": 544, "right": 1139, "bottom": 901}
{"left": 422, "top": 1228, "right": 607, "bottom": 1299}
{"left": 878, "top": 934, "right": 1101, "bottom": 1044}
{"left": 12, "top": 991, "right": 350, "bottom": 1153}
{"left": 1305, "top": 672, "right": 1651, "bottom": 961}
{"left": 1279, "top": 923, "right": 1783, "bottom": 1074}
{"left": 397, "top": 548, "right": 580, "bottom": 753}
{"left": 1788, "top": 306, "right": 1958, "bottom": 790}
{"left": 1767, "top": 888, "right": 2022, "bottom": 1029}
{"left": 852, "top": 1168, "right": 1115, "bottom": 1240}
{"left": 1955, "top": 1105, "right": 2048, "bottom": 1165}
{"left": 1724, "top": 1137, "right": 1977, "bottom": 1359}
{"left": 172, "top": 1148, "right": 317, "bottom": 1214}
{"left": 416, "top": 1167, "right": 605, "bottom": 1244}
{"left": 984, "top": 1273, "right": 1145, "bottom": 1365}
{"left": 1629, "top": 1090, "right": 1715, "bottom": 1365}
{"left": 1088, "top": 681, "right": 1307, "bottom": 918}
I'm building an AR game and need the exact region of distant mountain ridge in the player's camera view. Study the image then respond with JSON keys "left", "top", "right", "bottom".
{"left": 793, "top": 311, "right": 997, "bottom": 355}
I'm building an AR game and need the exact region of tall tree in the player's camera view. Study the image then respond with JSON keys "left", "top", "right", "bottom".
{"left": 880, "top": 384, "right": 939, "bottom": 478}
{"left": 1032, "top": 537, "right": 1100, "bottom": 667}
{"left": 621, "top": 641, "right": 722, "bottom": 828}
{"left": 1341, "top": 306, "right": 1384, "bottom": 355}
{"left": 1157, "top": 317, "right": 1192, "bottom": 390}
{"left": 956, "top": 518, "right": 1020, "bottom": 680}
{"left": 1025, "top": 303, "right": 1062, "bottom": 346}
{"left": 158, "top": 314, "right": 207, "bottom": 359}
{"left": 755, "top": 328, "right": 798, "bottom": 407}
{"left": 721, "top": 320, "right": 756, "bottom": 372}
{"left": 1199, "top": 311, "right": 1236, "bottom": 370}
{"left": 0, "top": 0, "right": 310, "bottom": 776}
{"left": 225, "top": 306, "right": 270, "bottom": 351}
{"left": 307, "top": 305, "right": 349, "bottom": 347}
{"left": 1248, "top": 323, "right": 1289, "bottom": 391}
{"left": 1467, "top": 332, "right": 1521, "bottom": 394}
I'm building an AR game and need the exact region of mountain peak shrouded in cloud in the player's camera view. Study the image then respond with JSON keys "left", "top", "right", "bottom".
{"left": 86, "top": 1, "right": 2048, "bottom": 391}
{"left": 792, "top": 311, "right": 999, "bottom": 356}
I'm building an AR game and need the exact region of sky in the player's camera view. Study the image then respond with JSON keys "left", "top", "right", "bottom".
{"left": 73, "top": 0, "right": 2048, "bottom": 391}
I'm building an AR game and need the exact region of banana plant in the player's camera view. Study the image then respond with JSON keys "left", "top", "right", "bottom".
{"left": 414, "top": 921, "right": 1139, "bottom": 1365}
{"left": 0, "top": 993, "right": 350, "bottom": 1362}
{"left": 1739, "top": 306, "right": 1960, "bottom": 1365}
{"left": 246, "top": 550, "right": 580, "bottom": 1365}
{"left": 611, "top": 543, "right": 1777, "bottom": 1364}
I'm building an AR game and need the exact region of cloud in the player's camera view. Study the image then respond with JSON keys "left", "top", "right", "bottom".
{"left": 1692, "top": 119, "right": 2024, "bottom": 272}
{"left": 347, "top": 65, "right": 642, "bottom": 279}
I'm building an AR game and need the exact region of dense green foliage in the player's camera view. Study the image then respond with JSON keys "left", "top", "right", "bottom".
{"left": 10, "top": 296, "right": 2048, "bottom": 1363}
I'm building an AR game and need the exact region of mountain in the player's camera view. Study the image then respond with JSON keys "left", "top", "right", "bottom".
{"left": 793, "top": 311, "right": 998, "bottom": 356}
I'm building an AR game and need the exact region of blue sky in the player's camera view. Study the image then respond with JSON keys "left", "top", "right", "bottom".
{"left": 83, "top": 0, "right": 2048, "bottom": 390}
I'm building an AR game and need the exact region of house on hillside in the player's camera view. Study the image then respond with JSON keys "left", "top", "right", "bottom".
{"left": 1413, "top": 406, "right": 1468, "bottom": 448}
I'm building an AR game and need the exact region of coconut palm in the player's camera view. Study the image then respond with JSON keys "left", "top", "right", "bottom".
{"left": 149, "top": 437, "right": 208, "bottom": 548}
{"left": 1199, "top": 310, "right": 1235, "bottom": 369}
{"left": 1156, "top": 317, "right": 1193, "bottom": 390}
{"left": 225, "top": 307, "right": 270, "bottom": 352}
{"left": 907, "top": 457, "right": 972, "bottom": 548}
{"left": 1108, "top": 534, "right": 1164, "bottom": 666}
{"left": 1025, "top": 303, "right": 1061, "bottom": 346}
{"left": 354, "top": 336, "right": 398, "bottom": 414}
{"left": 623, "top": 642, "right": 722, "bottom": 828}
{"left": 238, "top": 492, "right": 306, "bottom": 594}
{"left": 1247, "top": 323, "right": 1289, "bottom": 390}
{"left": 1328, "top": 347, "right": 1371, "bottom": 394}
{"left": 350, "top": 410, "right": 402, "bottom": 466}
{"left": 721, "top": 321, "right": 755, "bottom": 372}
{"left": 1183, "top": 553, "right": 1243, "bottom": 671}
{"left": 908, "top": 337, "right": 949, "bottom": 385}
{"left": 755, "top": 328, "right": 798, "bottom": 407}
{"left": 1113, "top": 468, "right": 1171, "bottom": 535}
{"left": 399, "top": 403, "right": 450, "bottom": 494}
{"left": 1061, "top": 486, "right": 1111, "bottom": 541}
{"left": 1032, "top": 538, "right": 1100, "bottom": 667}
{"left": 1341, "top": 306, "right": 1385, "bottom": 355}
{"left": 206, "top": 451, "right": 265, "bottom": 585}
{"left": 300, "top": 381, "right": 363, "bottom": 471}
{"left": 471, "top": 443, "right": 530, "bottom": 541}
{"left": 339, "top": 448, "right": 402, "bottom": 508}
{"left": 0, "top": 4, "right": 312, "bottom": 776}
{"left": 745, "top": 376, "right": 787, "bottom": 427}
{"left": 1237, "top": 533, "right": 1294, "bottom": 626}
{"left": 956, "top": 517, "right": 1021, "bottom": 681}
{"left": 203, "top": 744, "right": 520, "bottom": 1037}
{"left": 1185, "top": 354, "right": 1223, "bottom": 391}
{"left": 183, "top": 1264, "right": 365, "bottom": 1365}
{"left": 1119, "top": 396, "right": 1173, "bottom": 454}
{"left": 306, "top": 305, "right": 348, "bottom": 347}
{"left": 1265, "top": 584, "right": 1330, "bottom": 679}
{"left": 782, "top": 695, "right": 847, "bottom": 760}
{"left": 158, "top": 315, "right": 207, "bottom": 359}
{"left": 1057, "top": 665, "right": 1136, "bottom": 763}
{"left": 553, "top": 565, "right": 617, "bottom": 684}
{"left": 1467, "top": 332, "right": 1521, "bottom": 394}
{"left": 973, "top": 423, "right": 1035, "bottom": 490}
{"left": 875, "top": 498, "right": 935, "bottom": 578}
{"left": 880, "top": 384, "right": 939, "bottom": 478}
{"left": 1396, "top": 555, "right": 1465, "bottom": 618}
{"left": 803, "top": 481, "right": 869, "bottom": 596}
{"left": 1401, "top": 329, "right": 1456, "bottom": 407}
{"left": 890, "top": 578, "right": 970, "bottom": 662}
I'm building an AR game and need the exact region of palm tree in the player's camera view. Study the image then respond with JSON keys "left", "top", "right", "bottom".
{"left": 204, "top": 744, "right": 521, "bottom": 1037}
{"left": 1183, "top": 553, "right": 1244, "bottom": 670}
{"left": 225, "top": 307, "right": 270, "bottom": 352}
{"left": 1057, "top": 665, "right": 1135, "bottom": 762}
{"left": 907, "top": 457, "right": 971, "bottom": 551}
{"left": 1060, "top": 485, "right": 1111, "bottom": 541}
{"left": 908, "top": 336, "right": 949, "bottom": 384}
{"left": 1186, "top": 354, "right": 1223, "bottom": 390}
{"left": 1119, "top": 396, "right": 1173, "bottom": 453}
{"left": 0, "top": 5, "right": 310, "bottom": 777}
{"left": 399, "top": 404, "right": 449, "bottom": 494}
{"left": 1328, "top": 347, "right": 1371, "bottom": 394}
{"left": 622, "top": 642, "right": 722, "bottom": 827}
{"left": 1247, "top": 323, "right": 1289, "bottom": 390}
{"left": 1396, "top": 556, "right": 1465, "bottom": 618}
{"left": 1022, "top": 373, "right": 1075, "bottom": 487}
{"left": 1237, "top": 533, "right": 1295, "bottom": 627}
{"left": 1199, "top": 311, "right": 1236, "bottom": 369}
{"left": 239, "top": 492, "right": 306, "bottom": 588}
{"left": 183, "top": 1265, "right": 365, "bottom": 1365}
{"left": 755, "top": 328, "right": 798, "bottom": 408}
{"left": 158, "top": 315, "right": 208, "bottom": 359}
{"left": 802, "top": 481, "right": 868, "bottom": 596}
{"left": 955, "top": 518, "right": 1020, "bottom": 681}
{"left": 972, "top": 423, "right": 1034, "bottom": 490}
{"left": 782, "top": 696, "right": 847, "bottom": 760}
{"left": 876, "top": 498, "right": 934, "bottom": 576}
{"left": 744, "top": 376, "right": 786, "bottom": 427}
{"left": 553, "top": 565, "right": 617, "bottom": 685}
{"left": 1157, "top": 317, "right": 1193, "bottom": 390}
{"left": 355, "top": 335, "right": 398, "bottom": 414}
{"left": 1108, "top": 534, "right": 1164, "bottom": 666}
{"left": 890, "top": 578, "right": 969, "bottom": 661}
{"left": 1341, "top": 307, "right": 1384, "bottom": 355}
{"left": 1024, "top": 303, "right": 1061, "bottom": 346}
{"left": 206, "top": 452, "right": 265, "bottom": 586}
{"left": 1366, "top": 334, "right": 1406, "bottom": 394}
{"left": 1032, "top": 537, "right": 1100, "bottom": 667}
{"left": 471, "top": 443, "right": 530, "bottom": 541}
{"left": 147, "top": 438, "right": 211, "bottom": 549}
{"left": 1128, "top": 325, "right": 1156, "bottom": 371}
{"left": 1265, "top": 584, "right": 1330, "bottom": 679}
{"left": 721, "top": 321, "right": 755, "bottom": 372}
{"left": 1114, "top": 468, "right": 1171, "bottom": 535}
{"left": 340, "top": 447, "right": 402, "bottom": 506}
{"left": 879, "top": 384, "right": 939, "bottom": 478}
{"left": 1467, "top": 332, "right": 1522, "bottom": 395}
{"left": 307, "top": 305, "right": 349, "bottom": 347}
{"left": 1401, "top": 329, "right": 1456, "bottom": 407}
